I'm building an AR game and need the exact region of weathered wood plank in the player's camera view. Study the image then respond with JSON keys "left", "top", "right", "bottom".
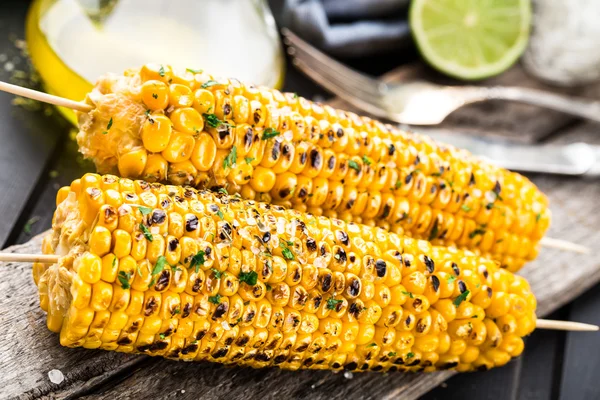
{"left": 0, "top": 0, "right": 70, "bottom": 248}
{"left": 559, "top": 285, "right": 600, "bottom": 400}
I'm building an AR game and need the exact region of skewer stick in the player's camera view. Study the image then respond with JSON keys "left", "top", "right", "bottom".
{"left": 0, "top": 253, "right": 60, "bottom": 264}
{"left": 0, "top": 81, "right": 92, "bottom": 112}
{"left": 540, "top": 237, "right": 590, "bottom": 255}
{"left": 536, "top": 319, "right": 598, "bottom": 332}
{"left": 0, "top": 252, "right": 599, "bottom": 332}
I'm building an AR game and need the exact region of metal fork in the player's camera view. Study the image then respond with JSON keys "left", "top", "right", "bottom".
{"left": 282, "top": 28, "right": 600, "bottom": 125}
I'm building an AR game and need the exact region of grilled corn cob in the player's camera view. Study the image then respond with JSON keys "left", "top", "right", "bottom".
{"left": 34, "top": 173, "right": 536, "bottom": 372}
{"left": 75, "top": 64, "right": 549, "bottom": 273}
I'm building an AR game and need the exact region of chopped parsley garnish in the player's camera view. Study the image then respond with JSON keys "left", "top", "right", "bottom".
{"left": 388, "top": 352, "right": 397, "bottom": 357}
{"left": 218, "top": 188, "right": 228, "bottom": 195}
{"left": 536, "top": 213, "right": 542, "bottom": 223}
{"left": 117, "top": 271, "right": 132, "bottom": 289}
{"left": 173, "top": 308, "right": 181, "bottom": 315}
{"left": 326, "top": 297, "right": 343, "bottom": 310}
{"left": 152, "top": 93, "right": 158, "bottom": 99}
{"left": 394, "top": 180, "right": 402, "bottom": 190}
{"left": 293, "top": 93, "right": 298, "bottom": 99}
{"left": 201, "top": 80, "right": 219, "bottom": 89}
{"left": 139, "top": 223, "right": 153, "bottom": 241}
{"left": 265, "top": 284, "right": 272, "bottom": 291}
{"left": 447, "top": 275, "right": 457, "bottom": 284}
{"left": 453, "top": 290, "right": 470, "bottom": 306}
{"left": 361, "top": 155, "right": 372, "bottom": 166}
{"left": 430, "top": 172, "right": 442, "bottom": 177}
{"left": 186, "top": 68, "right": 203, "bottom": 74}
{"left": 190, "top": 250, "right": 206, "bottom": 273}
{"left": 216, "top": 210, "right": 224, "bottom": 220}
{"left": 239, "top": 270, "right": 258, "bottom": 286}
{"left": 262, "top": 127, "right": 280, "bottom": 140}
{"left": 367, "top": 343, "right": 377, "bottom": 347}
{"left": 148, "top": 276, "right": 157, "bottom": 288}
{"left": 158, "top": 65, "right": 166, "bottom": 77}
{"left": 223, "top": 145, "right": 237, "bottom": 169}
{"left": 211, "top": 268, "right": 223, "bottom": 279}
{"left": 112, "top": 257, "right": 117, "bottom": 269}
{"left": 208, "top": 294, "right": 222, "bottom": 304}
{"left": 203, "top": 113, "right": 233, "bottom": 129}
{"left": 23, "top": 216, "right": 40, "bottom": 234}
{"left": 102, "top": 117, "right": 113, "bottom": 134}
{"left": 406, "top": 352, "right": 415, "bottom": 359}
{"left": 348, "top": 160, "right": 360, "bottom": 172}
{"left": 137, "top": 205, "right": 153, "bottom": 215}
{"left": 469, "top": 228, "right": 486, "bottom": 239}
{"left": 159, "top": 333, "right": 166, "bottom": 340}
{"left": 152, "top": 256, "right": 167, "bottom": 276}
{"left": 280, "top": 240, "right": 295, "bottom": 260}
{"left": 496, "top": 238, "right": 504, "bottom": 243}
{"left": 461, "top": 205, "right": 472, "bottom": 212}
{"left": 428, "top": 219, "right": 439, "bottom": 241}
{"left": 401, "top": 291, "right": 414, "bottom": 299}
{"left": 245, "top": 157, "right": 255, "bottom": 164}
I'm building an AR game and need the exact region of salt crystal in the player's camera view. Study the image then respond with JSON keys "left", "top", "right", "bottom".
{"left": 4, "top": 62, "right": 14, "bottom": 72}
{"left": 343, "top": 371, "right": 353, "bottom": 379}
{"left": 181, "top": 389, "right": 186, "bottom": 394}
{"left": 48, "top": 369, "right": 64, "bottom": 384}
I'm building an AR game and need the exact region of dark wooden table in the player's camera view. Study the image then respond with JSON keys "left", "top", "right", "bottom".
{"left": 1, "top": 1, "right": 599, "bottom": 399}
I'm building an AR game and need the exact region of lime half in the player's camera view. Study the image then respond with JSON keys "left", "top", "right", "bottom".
{"left": 410, "top": 0, "right": 531, "bottom": 80}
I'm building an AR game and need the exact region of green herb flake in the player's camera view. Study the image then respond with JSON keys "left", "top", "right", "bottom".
{"left": 469, "top": 228, "right": 486, "bottom": 239}
{"left": 159, "top": 333, "right": 166, "bottom": 340}
{"left": 280, "top": 241, "right": 295, "bottom": 260}
{"left": 428, "top": 219, "right": 439, "bottom": 241}
{"left": 102, "top": 117, "right": 113, "bottom": 135}
{"left": 245, "top": 157, "right": 255, "bottom": 164}
{"left": 362, "top": 155, "right": 372, "bottom": 166}
{"left": 152, "top": 256, "right": 167, "bottom": 276}
{"left": 186, "top": 68, "right": 203, "bottom": 74}
{"left": 261, "top": 127, "right": 280, "bottom": 140}
{"left": 388, "top": 352, "right": 397, "bottom": 357}
{"left": 326, "top": 297, "right": 343, "bottom": 310}
{"left": 216, "top": 210, "right": 224, "bottom": 220}
{"left": 190, "top": 250, "right": 206, "bottom": 273}
{"left": 208, "top": 294, "right": 222, "bottom": 304}
{"left": 496, "top": 239, "right": 504, "bottom": 243}
{"left": 293, "top": 93, "right": 298, "bottom": 99}
{"left": 201, "top": 80, "right": 219, "bottom": 89}
{"left": 211, "top": 268, "right": 223, "bottom": 279}
{"left": 401, "top": 291, "right": 414, "bottom": 299}
{"left": 23, "top": 216, "right": 40, "bottom": 234}
{"left": 117, "top": 271, "right": 132, "bottom": 289}
{"left": 218, "top": 188, "right": 228, "bottom": 195}
{"left": 406, "top": 352, "right": 415, "bottom": 360}
{"left": 139, "top": 223, "right": 153, "bottom": 242}
{"left": 394, "top": 180, "right": 402, "bottom": 190}
{"left": 136, "top": 263, "right": 143, "bottom": 277}
{"left": 158, "top": 65, "right": 166, "bottom": 77}
{"left": 447, "top": 275, "right": 457, "bottom": 284}
{"left": 203, "top": 113, "right": 232, "bottom": 129}
{"left": 148, "top": 276, "right": 157, "bottom": 288}
{"left": 536, "top": 213, "right": 542, "bottom": 223}
{"left": 453, "top": 290, "right": 470, "bottom": 307}
{"left": 152, "top": 93, "right": 158, "bottom": 99}
{"left": 223, "top": 145, "right": 237, "bottom": 169}
{"left": 348, "top": 160, "right": 360, "bottom": 172}
{"left": 461, "top": 205, "right": 472, "bottom": 212}
{"left": 112, "top": 257, "right": 117, "bottom": 270}
{"left": 265, "top": 284, "right": 272, "bottom": 291}
{"left": 239, "top": 270, "right": 259, "bottom": 286}
{"left": 367, "top": 343, "right": 377, "bottom": 348}
{"left": 137, "top": 205, "right": 153, "bottom": 215}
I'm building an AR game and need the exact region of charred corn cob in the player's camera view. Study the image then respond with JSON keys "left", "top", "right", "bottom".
{"left": 34, "top": 173, "right": 536, "bottom": 372}
{"left": 75, "top": 64, "right": 549, "bottom": 273}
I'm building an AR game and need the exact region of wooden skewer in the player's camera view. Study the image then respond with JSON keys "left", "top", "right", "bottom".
{"left": 0, "top": 83, "right": 593, "bottom": 256}
{"left": 0, "top": 81, "right": 92, "bottom": 112}
{"left": 536, "top": 319, "right": 598, "bottom": 332}
{"left": 0, "top": 252, "right": 598, "bottom": 332}
{"left": 540, "top": 237, "right": 590, "bottom": 255}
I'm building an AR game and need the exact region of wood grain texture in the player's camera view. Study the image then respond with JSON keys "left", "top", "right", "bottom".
{"left": 0, "top": 0, "right": 70, "bottom": 248}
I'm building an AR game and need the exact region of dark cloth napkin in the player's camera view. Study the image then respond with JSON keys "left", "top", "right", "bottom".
{"left": 270, "top": 0, "right": 412, "bottom": 57}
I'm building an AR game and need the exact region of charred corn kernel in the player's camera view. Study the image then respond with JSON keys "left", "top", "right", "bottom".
{"left": 38, "top": 174, "right": 536, "bottom": 373}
